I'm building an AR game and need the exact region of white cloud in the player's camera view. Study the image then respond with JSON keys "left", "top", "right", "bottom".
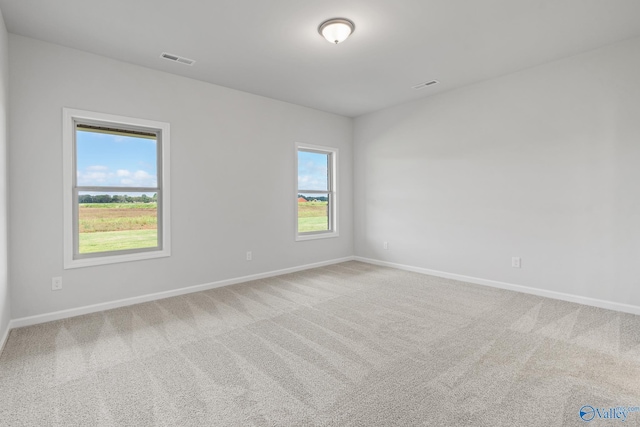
{"left": 77, "top": 166, "right": 157, "bottom": 187}
{"left": 298, "top": 161, "right": 328, "bottom": 191}
{"left": 80, "top": 171, "right": 108, "bottom": 183}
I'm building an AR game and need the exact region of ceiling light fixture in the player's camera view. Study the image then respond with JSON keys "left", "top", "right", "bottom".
{"left": 318, "top": 18, "right": 355, "bottom": 44}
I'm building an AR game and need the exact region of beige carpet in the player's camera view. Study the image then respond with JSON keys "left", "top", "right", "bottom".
{"left": 1, "top": 261, "right": 640, "bottom": 426}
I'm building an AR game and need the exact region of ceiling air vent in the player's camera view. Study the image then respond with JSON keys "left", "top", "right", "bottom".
{"left": 160, "top": 52, "right": 195, "bottom": 66}
{"left": 412, "top": 80, "right": 439, "bottom": 90}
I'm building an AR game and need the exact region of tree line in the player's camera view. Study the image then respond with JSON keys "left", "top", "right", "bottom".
{"left": 298, "top": 194, "right": 328, "bottom": 202}
{"left": 79, "top": 194, "right": 157, "bottom": 204}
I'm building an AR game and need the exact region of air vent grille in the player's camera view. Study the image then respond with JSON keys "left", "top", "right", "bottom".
{"left": 412, "top": 80, "right": 439, "bottom": 90}
{"left": 161, "top": 52, "right": 195, "bottom": 66}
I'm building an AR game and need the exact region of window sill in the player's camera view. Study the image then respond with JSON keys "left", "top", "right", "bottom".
{"left": 64, "top": 248, "right": 171, "bottom": 269}
{"left": 295, "top": 231, "right": 339, "bottom": 242}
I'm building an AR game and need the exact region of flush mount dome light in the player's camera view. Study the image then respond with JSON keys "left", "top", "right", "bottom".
{"left": 318, "top": 18, "right": 355, "bottom": 44}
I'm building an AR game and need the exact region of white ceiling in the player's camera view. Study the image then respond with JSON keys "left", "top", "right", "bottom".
{"left": 2, "top": 0, "right": 640, "bottom": 117}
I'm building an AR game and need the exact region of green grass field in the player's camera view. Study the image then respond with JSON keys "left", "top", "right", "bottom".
{"left": 298, "top": 201, "right": 329, "bottom": 233}
{"left": 78, "top": 200, "right": 329, "bottom": 253}
{"left": 78, "top": 203, "right": 158, "bottom": 253}
{"left": 79, "top": 229, "right": 158, "bottom": 253}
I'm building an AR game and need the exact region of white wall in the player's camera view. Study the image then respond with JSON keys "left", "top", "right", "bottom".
{"left": 354, "top": 36, "right": 640, "bottom": 309}
{"left": 0, "top": 10, "right": 10, "bottom": 342}
{"left": 8, "top": 35, "right": 353, "bottom": 319}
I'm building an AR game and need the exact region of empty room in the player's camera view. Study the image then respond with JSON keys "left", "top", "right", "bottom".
{"left": 1, "top": 1, "right": 640, "bottom": 425}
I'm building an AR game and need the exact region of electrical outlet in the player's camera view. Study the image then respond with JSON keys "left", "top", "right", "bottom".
{"left": 512, "top": 257, "right": 521, "bottom": 269}
{"left": 246, "top": 251, "right": 252, "bottom": 261}
{"left": 52, "top": 277, "right": 63, "bottom": 291}
{"left": 383, "top": 241, "right": 389, "bottom": 250}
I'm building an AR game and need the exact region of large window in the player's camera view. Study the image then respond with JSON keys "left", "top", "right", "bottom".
{"left": 63, "top": 108, "right": 171, "bottom": 269}
{"left": 296, "top": 143, "right": 338, "bottom": 240}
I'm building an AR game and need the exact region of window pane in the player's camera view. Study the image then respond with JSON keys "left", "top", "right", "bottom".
{"left": 298, "top": 150, "right": 329, "bottom": 191}
{"left": 78, "top": 191, "right": 158, "bottom": 254}
{"left": 298, "top": 193, "right": 329, "bottom": 233}
{"left": 76, "top": 129, "right": 158, "bottom": 187}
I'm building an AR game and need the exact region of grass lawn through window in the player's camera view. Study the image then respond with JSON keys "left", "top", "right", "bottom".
{"left": 78, "top": 203, "right": 158, "bottom": 253}
{"left": 298, "top": 201, "right": 329, "bottom": 233}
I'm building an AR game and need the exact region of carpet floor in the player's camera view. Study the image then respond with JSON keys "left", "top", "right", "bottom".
{"left": 1, "top": 261, "right": 640, "bottom": 426}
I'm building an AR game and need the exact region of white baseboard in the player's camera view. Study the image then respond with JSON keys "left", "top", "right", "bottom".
{"left": 355, "top": 256, "right": 640, "bottom": 316}
{"left": 9, "top": 254, "right": 638, "bottom": 335}
{"left": 10, "top": 256, "right": 355, "bottom": 329}
{"left": 0, "top": 320, "right": 10, "bottom": 355}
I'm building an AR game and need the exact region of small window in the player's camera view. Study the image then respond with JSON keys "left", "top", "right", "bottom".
{"left": 296, "top": 143, "right": 338, "bottom": 240}
{"left": 63, "top": 108, "right": 171, "bottom": 269}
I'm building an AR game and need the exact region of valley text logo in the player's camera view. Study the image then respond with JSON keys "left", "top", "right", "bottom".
{"left": 579, "top": 405, "right": 640, "bottom": 422}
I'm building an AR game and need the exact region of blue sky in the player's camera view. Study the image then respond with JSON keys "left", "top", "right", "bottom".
{"left": 298, "top": 151, "right": 328, "bottom": 192}
{"left": 76, "top": 130, "right": 157, "bottom": 188}
{"left": 78, "top": 133, "right": 326, "bottom": 193}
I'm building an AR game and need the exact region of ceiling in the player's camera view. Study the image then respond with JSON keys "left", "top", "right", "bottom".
{"left": 1, "top": 0, "right": 640, "bottom": 117}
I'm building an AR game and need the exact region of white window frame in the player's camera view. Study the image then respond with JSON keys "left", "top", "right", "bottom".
{"left": 63, "top": 108, "right": 171, "bottom": 269}
{"left": 295, "top": 142, "right": 338, "bottom": 241}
